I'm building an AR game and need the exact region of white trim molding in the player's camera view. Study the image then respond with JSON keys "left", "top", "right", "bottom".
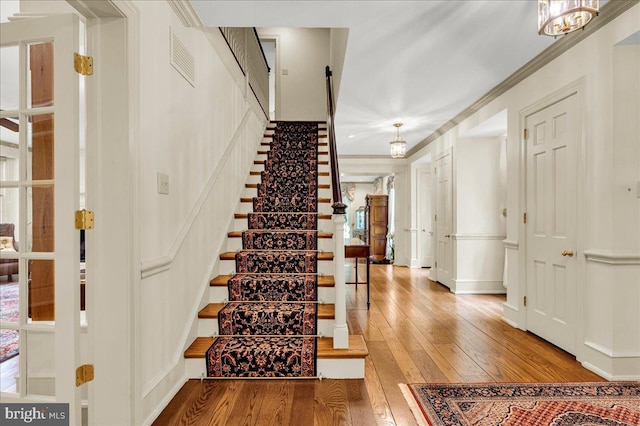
{"left": 503, "top": 239, "right": 519, "bottom": 250}
{"left": 585, "top": 341, "right": 640, "bottom": 359}
{"left": 452, "top": 233, "right": 506, "bottom": 241}
{"left": 583, "top": 249, "right": 640, "bottom": 265}
{"left": 451, "top": 279, "right": 506, "bottom": 294}
{"left": 165, "top": 0, "right": 202, "bottom": 27}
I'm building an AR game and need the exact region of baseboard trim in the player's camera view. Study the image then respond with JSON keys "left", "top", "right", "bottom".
{"left": 143, "top": 372, "right": 188, "bottom": 426}
{"left": 584, "top": 340, "right": 640, "bottom": 359}
{"left": 451, "top": 279, "right": 506, "bottom": 294}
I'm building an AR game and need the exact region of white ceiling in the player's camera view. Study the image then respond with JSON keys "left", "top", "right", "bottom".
{"left": 190, "top": 1, "right": 585, "bottom": 157}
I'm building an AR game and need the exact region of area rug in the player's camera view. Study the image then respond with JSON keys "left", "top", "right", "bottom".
{"left": 400, "top": 382, "right": 640, "bottom": 426}
{"left": 0, "top": 282, "right": 19, "bottom": 362}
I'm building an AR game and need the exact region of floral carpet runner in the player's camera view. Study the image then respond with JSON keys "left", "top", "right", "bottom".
{"left": 400, "top": 382, "right": 640, "bottom": 426}
{"left": 206, "top": 122, "right": 321, "bottom": 377}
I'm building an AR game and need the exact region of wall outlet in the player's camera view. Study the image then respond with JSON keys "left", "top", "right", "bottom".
{"left": 157, "top": 172, "right": 169, "bottom": 195}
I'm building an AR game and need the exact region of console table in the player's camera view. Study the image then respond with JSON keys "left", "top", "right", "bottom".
{"left": 344, "top": 238, "right": 370, "bottom": 309}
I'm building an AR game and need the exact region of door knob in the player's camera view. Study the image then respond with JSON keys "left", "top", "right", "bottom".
{"left": 444, "top": 234, "right": 450, "bottom": 238}
{"left": 561, "top": 250, "right": 574, "bottom": 257}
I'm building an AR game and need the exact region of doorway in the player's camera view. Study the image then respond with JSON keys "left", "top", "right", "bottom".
{"left": 524, "top": 91, "right": 579, "bottom": 355}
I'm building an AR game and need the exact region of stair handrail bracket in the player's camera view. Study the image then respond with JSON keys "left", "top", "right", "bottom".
{"left": 326, "top": 66, "right": 349, "bottom": 348}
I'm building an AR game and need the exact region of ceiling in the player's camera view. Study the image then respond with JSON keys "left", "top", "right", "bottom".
{"left": 190, "top": 1, "right": 593, "bottom": 158}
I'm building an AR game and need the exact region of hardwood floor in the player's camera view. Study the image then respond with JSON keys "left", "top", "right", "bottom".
{"left": 153, "top": 264, "right": 603, "bottom": 425}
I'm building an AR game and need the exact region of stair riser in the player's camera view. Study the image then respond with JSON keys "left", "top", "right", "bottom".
{"left": 197, "top": 317, "right": 335, "bottom": 337}
{"left": 243, "top": 187, "right": 332, "bottom": 199}
{"left": 246, "top": 174, "right": 331, "bottom": 185}
{"left": 236, "top": 202, "right": 333, "bottom": 215}
{"left": 226, "top": 237, "right": 333, "bottom": 252}
{"left": 208, "top": 285, "right": 336, "bottom": 304}
{"left": 184, "top": 354, "right": 365, "bottom": 380}
{"left": 233, "top": 218, "right": 334, "bottom": 233}
{"left": 218, "top": 259, "right": 335, "bottom": 276}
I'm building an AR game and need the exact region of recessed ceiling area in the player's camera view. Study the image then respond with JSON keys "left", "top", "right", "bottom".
{"left": 191, "top": 1, "right": 558, "bottom": 157}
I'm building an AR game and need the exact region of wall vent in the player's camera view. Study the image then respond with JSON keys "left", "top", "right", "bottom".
{"left": 170, "top": 28, "right": 195, "bottom": 87}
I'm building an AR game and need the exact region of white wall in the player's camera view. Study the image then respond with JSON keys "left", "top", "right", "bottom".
{"left": 329, "top": 28, "right": 349, "bottom": 104}
{"left": 130, "top": 3, "right": 267, "bottom": 424}
{"left": 408, "top": 6, "right": 640, "bottom": 379}
{"left": 257, "top": 27, "right": 329, "bottom": 121}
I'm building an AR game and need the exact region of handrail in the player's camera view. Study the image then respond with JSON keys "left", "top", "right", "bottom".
{"left": 220, "top": 27, "right": 270, "bottom": 119}
{"left": 325, "top": 66, "right": 346, "bottom": 215}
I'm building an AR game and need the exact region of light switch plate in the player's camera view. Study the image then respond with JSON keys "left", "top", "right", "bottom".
{"left": 282, "top": 68, "right": 289, "bottom": 75}
{"left": 157, "top": 172, "right": 169, "bottom": 195}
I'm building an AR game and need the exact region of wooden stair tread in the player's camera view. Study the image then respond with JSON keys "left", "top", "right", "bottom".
{"left": 234, "top": 213, "right": 332, "bottom": 219}
{"left": 261, "top": 142, "right": 328, "bottom": 147}
{"left": 254, "top": 160, "right": 329, "bottom": 165}
{"left": 210, "top": 274, "right": 335, "bottom": 287}
{"left": 317, "top": 335, "right": 369, "bottom": 359}
{"left": 185, "top": 333, "right": 365, "bottom": 359}
{"left": 198, "top": 303, "right": 226, "bottom": 318}
{"left": 220, "top": 251, "right": 334, "bottom": 260}
{"left": 184, "top": 337, "right": 214, "bottom": 358}
{"left": 227, "top": 231, "right": 333, "bottom": 238}
{"left": 256, "top": 151, "right": 329, "bottom": 155}
{"left": 251, "top": 171, "right": 329, "bottom": 177}
{"left": 240, "top": 197, "right": 331, "bottom": 203}
{"left": 246, "top": 183, "right": 330, "bottom": 189}
{"left": 198, "top": 303, "right": 333, "bottom": 319}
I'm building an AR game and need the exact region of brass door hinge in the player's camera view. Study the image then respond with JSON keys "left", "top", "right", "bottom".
{"left": 524, "top": 296, "right": 527, "bottom": 307}
{"left": 523, "top": 128, "right": 529, "bottom": 139}
{"left": 523, "top": 213, "right": 527, "bottom": 224}
{"left": 434, "top": 261, "right": 437, "bottom": 268}
{"left": 434, "top": 214, "right": 437, "bottom": 222}
{"left": 75, "top": 209, "right": 94, "bottom": 230}
{"left": 74, "top": 53, "right": 93, "bottom": 76}
{"left": 76, "top": 364, "right": 94, "bottom": 386}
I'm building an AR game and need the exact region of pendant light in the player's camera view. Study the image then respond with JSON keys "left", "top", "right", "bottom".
{"left": 389, "top": 123, "right": 406, "bottom": 159}
{"left": 538, "top": 0, "right": 599, "bottom": 37}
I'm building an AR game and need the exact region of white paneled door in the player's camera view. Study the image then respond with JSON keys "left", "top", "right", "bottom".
{"left": 1, "top": 14, "right": 83, "bottom": 423}
{"left": 525, "top": 93, "right": 578, "bottom": 355}
{"left": 418, "top": 168, "right": 433, "bottom": 267}
{"left": 435, "top": 151, "right": 453, "bottom": 287}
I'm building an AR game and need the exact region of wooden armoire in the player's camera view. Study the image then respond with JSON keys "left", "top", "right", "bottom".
{"left": 365, "top": 194, "right": 388, "bottom": 263}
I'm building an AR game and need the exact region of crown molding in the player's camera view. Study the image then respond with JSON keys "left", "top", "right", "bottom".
{"left": 407, "top": 0, "right": 639, "bottom": 157}
{"left": 166, "top": 0, "right": 203, "bottom": 27}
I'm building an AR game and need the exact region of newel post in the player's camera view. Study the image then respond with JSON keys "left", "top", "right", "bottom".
{"left": 332, "top": 202, "right": 349, "bottom": 348}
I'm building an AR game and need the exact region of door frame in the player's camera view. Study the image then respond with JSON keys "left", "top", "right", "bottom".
{"left": 432, "top": 147, "right": 454, "bottom": 287}
{"left": 519, "top": 78, "right": 587, "bottom": 360}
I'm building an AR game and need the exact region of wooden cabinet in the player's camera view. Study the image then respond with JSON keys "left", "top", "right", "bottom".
{"left": 366, "top": 194, "right": 388, "bottom": 263}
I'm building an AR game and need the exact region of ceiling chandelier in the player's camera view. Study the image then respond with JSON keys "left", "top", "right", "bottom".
{"left": 538, "top": 0, "right": 599, "bottom": 37}
{"left": 389, "top": 123, "right": 407, "bottom": 158}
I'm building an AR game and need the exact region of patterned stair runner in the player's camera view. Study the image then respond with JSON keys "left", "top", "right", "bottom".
{"left": 206, "top": 122, "right": 321, "bottom": 377}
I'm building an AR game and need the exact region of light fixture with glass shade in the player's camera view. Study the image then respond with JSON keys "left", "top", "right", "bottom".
{"left": 538, "top": 0, "right": 599, "bottom": 37}
{"left": 389, "top": 123, "right": 407, "bottom": 158}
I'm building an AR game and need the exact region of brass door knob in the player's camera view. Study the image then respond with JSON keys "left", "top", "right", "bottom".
{"left": 444, "top": 234, "right": 450, "bottom": 238}
{"left": 561, "top": 250, "right": 574, "bottom": 257}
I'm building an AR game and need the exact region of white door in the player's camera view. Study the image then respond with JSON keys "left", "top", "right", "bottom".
{"left": 525, "top": 93, "right": 578, "bottom": 355}
{"left": 1, "top": 14, "right": 83, "bottom": 423}
{"left": 434, "top": 151, "right": 453, "bottom": 287}
{"left": 418, "top": 168, "right": 433, "bottom": 267}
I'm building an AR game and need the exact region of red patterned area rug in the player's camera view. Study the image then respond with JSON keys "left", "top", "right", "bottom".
{"left": 0, "top": 282, "right": 19, "bottom": 362}
{"left": 400, "top": 382, "right": 640, "bottom": 426}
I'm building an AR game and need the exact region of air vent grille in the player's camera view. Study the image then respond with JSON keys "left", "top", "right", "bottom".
{"left": 170, "top": 29, "right": 195, "bottom": 87}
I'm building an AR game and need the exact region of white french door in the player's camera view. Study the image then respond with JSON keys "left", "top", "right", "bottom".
{"left": 1, "top": 14, "right": 83, "bottom": 423}
{"left": 525, "top": 93, "right": 578, "bottom": 355}
{"left": 434, "top": 150, "right": 453, "bottom": 287}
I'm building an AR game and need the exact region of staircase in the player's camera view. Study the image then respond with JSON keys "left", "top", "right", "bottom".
{"left": 184, "top": 121, "right": 367, "bottom": 379}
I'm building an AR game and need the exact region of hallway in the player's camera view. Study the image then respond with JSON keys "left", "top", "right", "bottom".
{"left": 154, "top": 264, "right": 602, "bottom": 425}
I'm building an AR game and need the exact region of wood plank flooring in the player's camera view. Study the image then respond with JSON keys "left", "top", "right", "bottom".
{"left": 152, "top": 264, "right": 603, "bottom": 425}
